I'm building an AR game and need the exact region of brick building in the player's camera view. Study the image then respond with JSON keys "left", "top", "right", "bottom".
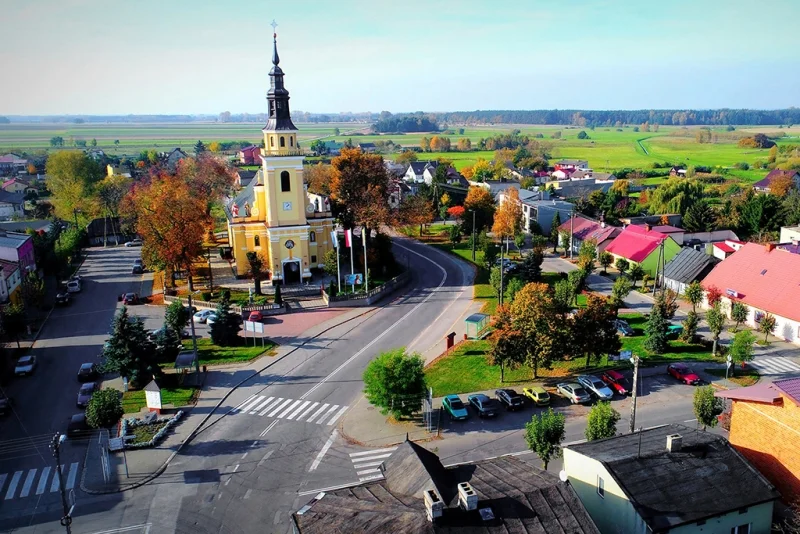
{"left": 716, "top": 377, "right": 800, "bottom": 501}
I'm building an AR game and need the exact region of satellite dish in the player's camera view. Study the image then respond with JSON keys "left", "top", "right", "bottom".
{"left": 306, "top": 203, "right": 315, "bottom": 214}
{"left": 559, "top": 470, "right": 568, "bottom": 483}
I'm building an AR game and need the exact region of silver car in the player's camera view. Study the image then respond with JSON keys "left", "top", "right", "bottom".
{"left": 14, "top": 355, "right": 37, "bottom": 376}
{"left": 578, "top": 375, "right": 614, "bottom": 401}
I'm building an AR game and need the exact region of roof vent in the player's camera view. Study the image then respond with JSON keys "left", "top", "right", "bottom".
{"left": 423, "top": 489, "right": 443, "bottom": 522}
{"left": 458, "top": 482, "right": 478, "bottom": 511}
{"left": 760, "top": 269, "right": 768, "bottom": 275}
{"left": 667, "top": 433, "right": 682, "bottom": 452}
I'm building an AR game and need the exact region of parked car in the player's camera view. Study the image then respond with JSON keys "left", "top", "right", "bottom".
{"left": 495, "top": 389, "right": 525, "bottom": 411}
{"left": 522, "top": 386, "right": 551, "bottom": 406}
{"left": 14, "top": 355, "right": 37, "bottom": 376}
{"left": 556, "top": 382, "right": 592, "bottom": 404}
{"left": 577, "top": 375, "right": 614, "bottom": 401}
{"left": 0, "top": 395, "right": 13, "bottom": 416}
{"left": 193, "top": 310, "right": 215, "bottom": 324}
{"left": 76, "top": 382, "right": 97, "bottom": 408}
{"left": 125, "top": 239, "right": 142, "bottom": 247}
{"left": 55, "top": 292, "right": 71, "bottom": 306}
{"left": 667, "top": 363, "right": 701, "bottom": 385}
{"left": 467, "top": 394, "right": 500, "bottom": 418}
{"left": 77, "top": 362, "right": 99, "bottom": 382}
{"left": 442, "top": 395, "right": 469, "bottom": 421}
{"left": 66, "top": 413, "right": 89, "bottom": 438}
{"left": 121, "top": 292, "right": 139, "bottom": 305}
{"left": 601, "top": 370, "right": 631, "bottom": 396}
{"left": 67, "top": 280, "right": 81, "bottom": 293}
{"left": 132, "top": 265, "right": 144, "bottom": 274}
{"left": 248, "top": 311, "right": 264, "bottom": 322}
{"left": 615, "top": 319, "right": 635, "bottom": 336}
{"left": 133, "top": 259, "right": 143, "bottom": 267}
{"left": 666, "top": 324, "right": 684, "bottom": 339}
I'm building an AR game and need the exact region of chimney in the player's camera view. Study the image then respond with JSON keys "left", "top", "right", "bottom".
{"left": 644, "top": 223, "right": 652, "bottom": 232}
{"left": 458, "top": 482, "right": 478, "bottom": 511}
{"left": 766, "top": 243, "right": 775, "bottom": 252}
{"left": 423, "top": 489, "right": 444, "bottom": 522}
{"left": 666, "top": 434, "right": 682, "bottom": 452}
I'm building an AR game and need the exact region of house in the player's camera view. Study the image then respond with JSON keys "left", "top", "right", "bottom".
{"left": 558, "top": 215, "right": 621, "bottom": 254}
{"left": 604, "top": 225, "right": 681, "bottom": 277}
{"left": 85, "top": 217, "right": 126, "bottom": 246}
{"left": 405, "top": 161, "right": 439, "bottom": 183}
{"left": 0, "top": 191, "right": 25, "bottom": 220}
{"left": 752, "top": 169, "right": 800, "bottom": 194}
{"left": 238, "top": 145, "right": 262, "bottom": 165}
{"left": 322, "top": 140, "right": 343, "bottom": 156}
{"left": 551, "top": 168, "right": 574, "bottom": 180}
{"left": 522, "top": 197, "right": 575, "bottom": 235}
{"left": 357, "top": 142, "right": 377, "bottom": 153}
{"left": 0, "top": 260, "right": 22, "bottom": 304}
{"left": 235, "top": 169, "right": 257, "bottom": 189}
{"left": 387, "top": 179, "right": 411, "bottom": 209}
{"left": 0, "top": 220, "right": 51, "bottom": 234}
{"left": 711, "top": 239, "right": 745, "bottom": 260}
{"left": 86, "top": 150, "right": 105, "bottom": 161}
{"left": 0, "top": 154, "right": 28, "bottom": 173}
{"left": 702, "top": 242, "right": 800, "bottom": 344}
{"left": 779, "top": 225, "right": 800, "bottom": 244}
{"left": 470, "top": 179, "right": 519, "bottom": 198}
{"left": 633, "top": 223, "right": 685, "bottom": 244}
{"left": 545, "top": 178, "right": 616, "bottom": 197}
{"left": 554, "top": 159, "right": 589, "bottom": 171}
{"left": 569, "top": 170, "right": 617, "bottom": 183}
{"left": 564, "top": 424, "right": 780, "bottom": 534}
{"left": 2, "top": 178, "right": 37, "bottom": 195}
{"left": 106, "top": 164, "right": 131, "bottom": 178}
{"left": 293, "top": 438, "right": 600, "bottom": 534}
{"left": 0, "top": 231, "right": 35, "bottom": 273}
{"left": 669, "top": 166, "right": 687, "bottom": 178}
{"left": 620, "top": 214, "right": 682, "bottom": 227}
{"left": 662, "top": 247, "right": 718, "bottom": 294}
{"left": 422, "top": 166, "right": 469, "bottom": 187}
{"left": 715, "top": 377, "right": 800, "bottom": 502}
{"left": 162, "top": 148, "right": 189, "bottom": 170}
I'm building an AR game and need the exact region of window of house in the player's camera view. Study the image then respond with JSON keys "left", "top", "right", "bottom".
{"left": 254, "top": 235, "right": 260, "bottom": 247}
{"left": 310, "top": 231, "right": 316, "bottom": 243}
{"left": 290, "top": 137, "right": 294, "bottom": 147}
{"left": 597, "top": 476, "right": 604, "bottom": 498}
{"left": 311, "top": 255, "right": 317, "bottom": 263}
{"left": 731, "top": 524, "right": 751, "bottom": 534}
{"left": 280, "top": 137, "right": 286, "bottom": 147}
{"left": 270, "top": 136, "right": 274, "bottom": 147}
{"left": 281, "top": 171, "right": 291, "bottom": 192}
{"left": 390, "top": 195, "right": 396, "bottom": 204}
{"left": 754, "top": 311, "right": 764, "bottom": 323}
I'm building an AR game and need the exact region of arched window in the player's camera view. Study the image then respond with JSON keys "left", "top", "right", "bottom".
{"left": 281, "top": 171, "right": 291, "bottom": 192}
{"left": 254, "top": 235, "right": 260, "bottom": 247}
{"left": 290, "top": 137, "right": 294, "bottom": 147}
{"left": 280, "top": 136, "right": 285, "bottom": 147}
{"left": 270, "top": 136, "right": 274, "bottom": 147}
{"left": 310, "top": 231, "right": 316, "bottom": 243}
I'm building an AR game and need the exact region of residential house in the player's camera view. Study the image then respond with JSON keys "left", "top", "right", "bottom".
{"left": 357, "top": 142, "right": 377, "bottom": 153}
{"left": 0, "top": 190, "right": 25, "bottom": 219}
{"left": 621, "top": 214, "right": 682, "bottom": 227}
{"left": 715, "top": 377, "right": 800, "bottom": 502}
{"left": 106, "top": 164, "right": 131, "bottom": 178}
{"left": 564, "top": 424, "right": 780, "bottom": 534}
{"left": 546, "top": 178, "right": 616, "bottom": 197}
{"left": 569, "top": 170, "right": 617, "bottom": 183}
{"left": 422, "top": 166, "right": 469, "bottom": 187}
{"left": 0, "top": 231, "right": 34, "bottom": 273}
{"left": 293, "top": 438, "right": 600, "bottom": 534}
{"left": 669, "top": 166, "right": 687, "bottom": 178}
{"left": 662, "top": 247, "right": 718, "bottom": 294}
{"left": 681, "top": 229, "right": 740, "bottom": 250}
{"left": 470, "top": 179, "right": 519, "bottom": 198}
{"left": 702, "top": 242, "right": 800, "bottom": 344}
{"left": 238, "top": 145, "right": 262, "bottom": 165}
{"left": 235, "top": 169, "right": 257, "bottom": 189}
{"left": 752, "top": 169, "right": 800, "bottom": 194}
{"left": 521, "top": 196, "right": 575, "bottom": 235}
{"left": 162, "top": 148, "right": 189, "bottom": 170}
{"left": 711, "top": 239, "right": 745, "bottom": 260}
{"left": 86, "top": 149, "right": 106, "bottom": 161}
{"left": 779, "top": 225, "right": 800, "bottom": 244}
{"left": 551, "top": 168, "right": 575, "bottom": 180}
{"left": 0, "top": 220, "right": 51, "bottom": 234}
{"left": 557, "top": 215, "right": 621, "bottom": 254}
{"left": 634, "top": 223, "right": 685, "bottom": 244}
{"left": 604, "top": 224, "right": 681, "bottom": 277}
{"left": 405, "top": 161, "right": 439, "bottom": 183}
{"left": 554, "top": 159, "right": 589, "bottom": 171}
{"left": 2, "top": 178, "right": 37, "bottom": 195}
{"left": 387, "top": 179, "right": 411, "bottom": 209}
{"left": 0, "top": 260, "right": 22, "bottom": 304}
{"left": 322, "top": 140, "right": 343, "bottom": 156}
{"left": 86, "top": 217, "right": 125, "bottom": 246}
{"left": 0, "top": 154, "right": 28, "bottom": 173}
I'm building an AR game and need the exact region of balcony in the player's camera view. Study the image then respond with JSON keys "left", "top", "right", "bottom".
{"left": 261, "top": 148, "right": 306, "bottom": 158}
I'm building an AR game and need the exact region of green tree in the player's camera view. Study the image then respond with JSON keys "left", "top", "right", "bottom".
{"left": 85, "top": 388, "right": 124, "bottom": 429}
{"left": 505, "top": 277, "right": 525, "bottom": 303}
{"left": 730, "top": 330, "right": 756, "bottom": 371}
{"left": 164, "top": 300, "right": 190, "bottom": 335}
{"left": 550, "top": 212, "right": 561, "bottom": 252}
{"left": 643, "top": 302, "right": 669, "bottom": 354}
{"left": 45, "top": 151, "right": 103, "bottom": 221}
{"left": 628, "top": 264, "right": 644, "bottom": 288}
{"left": 90, "top": 138, "right": 97, "bottom": 147}
{"left": 684, "top": 281, "right": 704, "bottom": 313}
{"left": 598, "top": 251, "right": 613, "bottom": 274}
{"left": 21, "top": 271, "right": 45, "bottom": 310}
{"left": 153, "top": 326, "right": 181, "bottom": 363}
{"left": 577, "top": 130, "right": 589, "bottom": 140}
{"left": 567, "top": 268, "right": 588, "bottom": 305}
{"left": 323, "top": 249, "right": 338, "bottom": 277}
{"left": 482, "top": 240, "right": 499, "bottom": 269}
{"left": 608, "top": 275, "right": 633, "bottom": 314}
{"left": 50, "top": 136, "right": 64, "bottom": 147}
{"left": 693, "top": 386, "right": 723, "bottom": 430}
{"left": 552, "top": 279, "right": 574, "bottom": 315}
{"left": 653, "top": 289, "right": 679, "bottom": 319}
{"left": 730, "top": 302, "right": 749, "bottom": 332}
{"left": 614, "top": 257, "right": 629, "bottom": 275}
{"left": 514, "top": 232, "right": 525, "bottom": 250}
{"left": 194, "top": 140, "right": 206, "bottom": 155}
{"left": 680, "top": 311, "right": 699, "bottom": 342}
{"left": 524, "top": 408, "right": 566, "bottom": 470}
{"left": 448, "top": 224, "right": 462, "bottom": 245}
{"left": 647, "top": 178, "right": 705, "bottom": 214}
{"left": 1, "top": 304, "right": 27, "bottom": 348}
{"left": 759, "top": 314, "right": 777, "bottom": 343}
{"left": 585, "top": 401, "right": 620, "bottom": 441}
{"left": 246, "top": 251, "right": 268, "bottom": 294}
{"left": 209, "top": 295, "right": 241, "bottom": 346}
{"left": 103, "top": 306, "right": 160, "bottom": 388}
{"left": 519, "top": 249, "right": 543, "bottom": 283}
{"left": 362, "top": 348, "right": 426, "bottom": 419}
{"left": 706, "top": 302, "right": 726, "bottom": 355}
{"left": 577, "top": 240, "right": 597, "bottom": 272}
{"left": 682, "top": 200, "right": 716, "bottom": 232}
{"left": 558, "top": 229, "right": 571, "bottom": 255}
{"left": 489, "top": 266, "right": 504, "bottom": 299}
{"left": 309, "top": 139, "right": 327, "bottom": 155}
{"left": 573, "top": 295, "right": 620, "bottom": 368}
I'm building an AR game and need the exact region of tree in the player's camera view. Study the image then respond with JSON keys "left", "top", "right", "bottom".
{"left": 447, "top": 205, "right": 465, "bottom": 221}
{"left": 558, "top": 229, "right": 571, "bottom": 255}
{"left": 45, "top": 151, "right": 103, "bottom": 221}
{"left": 492, "top": 188, "right": 522, "bottom": 240}
{"left": 153, "top": 326, "right": 182, "bottom": 363}
{"left": 246, "top": 251, "right": 268, "bottom": 294}
{"left": 362, "top": 348, "right": 426, "bottom": 420}
{"left": 770, "top": 173, "right": 797, "bottom": 197}
{"left": 653, "top": 289, "right": 679, "bottom": 319}
{"left": 420, "top": 137, "right": 430, "bottom": 152}
{"left": 448, "top": 225, "right": 461, "bottom": 245}
{"left": 209, "top": 295, "right": 241, "bottom": 346}
{"left": 482, "top": 240, "right": 499, "bottom": 269}
{"left": 505, "top": 277, "right": 525, "bottom": 303}
{"left": 274, "top": 284, "right": 283, "bottom": 305}
{"left": 552, "top": 280, "right": 574, "bottom": 315}
{"left": 400, "top": 195, "right": 434, "bottom": 235}
{"left": 524, "top": 408, "right": 565, "bottom": 470}
{"left": 50, "top": 136, "right": 64, "bottom": 147}
{"left": 567, "top": 269, "right": 588, "bottom": 305}
{"left": 489, "top": 267, "right": 504, "bottom": 299}
{"left": 614, "top": 257, "right": 629, "bottom": 275}
{"left": 309, "top": 140, "right": 327, "bottom": 156}
{"left": 21, "top": 271, "right": 45, "bottom": 310}
{"left": 462, "top": 186, "right": 495, "bottom": 236}
{"left": 85, "top": 389, "right": 124, "bottom": 429}
{"left": 693, "top": 386, "right": 723, "bottom": 430}
{"left": 164, "top": 300, "right": 190, "bottom": 335}
{"left": 519, "top": 249, "right": 543, "bottom": 283}
{"left": 194, "top": 140, "right": 206, "bottom": 155}
{"left": 705, "top": 285, "right": 723, "bottom": 307}
{"left": 735, "top": 191, "right": 783, "bottom": 239}
{"left": 759, "top": 314, "right": 777, "bottom": 343}
{"left": 577, "top": 130, "right": 589, "bottom": 140}
{"left": 306, "top": 163, "right": 332, "bottom": 196}
{"left": 323, "top": 249, "right": 338, "bottom": 277}
{"left": 730, "top": 302, "right": 750, "bottom": 332}
{"left": 333, "top": 127, "right": 340, "bottom": 136}
{"left": 457, "top": 138, "right": 472, "bottom": 151}
{"left": 682, "top": 200, "right": 716, "bottom": 232}
{"left": 644, "top": 302, "right": 669, "bottom": 354}
{"left": 489, "top": 306, "right": 525, "bottom": 382}
{"left": 684, "top": 281, "right": 704, "bottom": 313}
{"left": 681, "top": 311, "right": 699, "bottom": 342}
{"left": 103, "top": 306, "right": 160, "bottom": 388}
{"left": 577, "top": 240, "right": 597, "bottom": 272}
{"left": 1, "top": 304, "right": 27, "bottom": 348}
{"left": 396, "top": 150, "right": 418, "bottom": 167}
{"left": 730, "top": 330, "right": 756, "bottom": 370}
{"left": 594, "top": 252, "right": 611, "bottom": 275}
{"left": 585, "top": 401, "right": 620, "bottom": 441}
{"left": 706, "top": 302, "right": 727, "bottom": 355}
{"left": 330, "top": 148, "right": 390, "bottom": 236}
{"left": 628, "top": 264, "right": 644, "bottom": 287}
{"left": 647, "top": 178, "right": 705, "bottom": 214}
{"left": 573, "top": 295, "right": 620, "bottom": 368}
{"left": 91, "top": 138, "right": 98, "bottom": 147}
{"left": 550, "top": 212, "right": 561, "bottom": 252}
{"left": 511, "top": 282, "right": 565, "bottom": 378}
{"left": 514, "top": 233, "right": 526, "bottom": 250}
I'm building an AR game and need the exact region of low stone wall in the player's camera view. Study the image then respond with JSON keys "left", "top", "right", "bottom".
{"left": 321, "top": 271, "right": 410, "bottom": 308}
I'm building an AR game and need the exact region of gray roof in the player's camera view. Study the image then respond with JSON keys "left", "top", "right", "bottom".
{"left": 236, "top": 170, "right": 257, "bottom": 187}
{"left": 0, "top": 231, "right": 30, "bottom": 249}
{"left": 294, "top": 440, "right": 600, "bottom": 533}
{"left": 0, "top": 219, "right": 51, "bottom": 233}
{"left": 0, "top": 190, "right": 24, "bottom": 205}
{"left": 228, "top": 169, "right": 260, "bottom": 219}
{"left": 567, "top": 424, "right": 779, "bottom": 531}
{"left": 663, "top": 247, "right": 718, "bottom": 284}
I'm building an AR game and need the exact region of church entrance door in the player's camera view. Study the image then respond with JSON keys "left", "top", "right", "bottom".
{"left": 283, "top": 260, "right": 301, "bottom": 285}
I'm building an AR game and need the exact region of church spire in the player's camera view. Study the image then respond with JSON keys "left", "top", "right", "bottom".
{"left": 265, "top": 22, "right": 296, "bottom": 132}
{"left": 271, "top": 20, "right": 280, "bottom": 68}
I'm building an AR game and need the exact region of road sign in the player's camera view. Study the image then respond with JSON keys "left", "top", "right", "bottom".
{"left": 727, "top": 355, "right": 732, "bottom": 362}
{"left": 726, "top": 361, "right": 732, "bottom": 369}
{"left": 620, "top": 350, "right": 632, "bottom": 360}
{"left": 345, "top": 273, "right": 363, "bottom": 285}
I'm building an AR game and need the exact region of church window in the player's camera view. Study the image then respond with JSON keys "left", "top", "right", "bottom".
{"left": 290, "top": 137, "right": 294, "bottom": 147}
{"left": 311, "top": 255, "right": 317, "bottom": 263}
{"left": 254, "top": 235, "right": 261, "bottom": 247}
{"left": 270, "top": 136, "right": 274, "bottom": 147}
{"left": 270, "top": 102, "right": 275, "bottom": 115}
{"left": 280, "top": 137, "right": 286, "bottom": 147}
{"left": 310, "top": 231, "right": 316, "bottom": 243}
{"left": 281, "top": 171, "right": 291, "bottom": 192}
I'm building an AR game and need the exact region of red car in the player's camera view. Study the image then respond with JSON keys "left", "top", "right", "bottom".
{"left": 248, "top": 311, "right": 264, "bottom": 322}
{"left": 601, "top": 370, "right": 631, "bottom": 396}
{"left": 667, "top": 363, "right": 701, "bottom": 385}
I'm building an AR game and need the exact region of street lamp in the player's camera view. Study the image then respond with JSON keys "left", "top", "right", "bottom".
{"left": 72, "top": 208, "right": 82, "bottom": 229}
{"left": 186, "top": 290, "right": 201, "bottom": 374}
{"left": 50, "top": 433, "right": 73, "bottom": 533}
{"left": 629, "top": 354, "right": 640, "bottom": 434}
{"left": 470, "top": 209, "right": 476, "bottom": 261}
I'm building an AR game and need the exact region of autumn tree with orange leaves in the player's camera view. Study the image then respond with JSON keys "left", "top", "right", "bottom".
{"left": 329, "top": 148, "right": 390, "bottom": 238}
{"left": 492, "top": 188, "right": 523, "bottom": 240}
{"left": 768, "top": 173, "right": 797, "bottom": 197}
{"left": 462, "top": 186, "right": 495, "bottom": 236}
{"left": 400, "top": 194, "right": 434, "bottom": 236}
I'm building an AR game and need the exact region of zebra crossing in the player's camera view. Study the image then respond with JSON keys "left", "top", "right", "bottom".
{"left": 349, "top": 446, "right": 397, "bottom": 483}
{"left": 749, "top": 357, "right": 800, "bottom": 376}
{"left": 232, "top": 395, "right": 349, "bottom": 426}
{"left": 0, "top": 462, "right": 79, "bottom": 502}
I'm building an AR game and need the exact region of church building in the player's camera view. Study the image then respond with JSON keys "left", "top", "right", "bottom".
{"left": 227, "top": 32, "right": 335, "bottom": 284}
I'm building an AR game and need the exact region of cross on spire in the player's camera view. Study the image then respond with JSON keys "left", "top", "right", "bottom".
{"left": 270, "top": 19, "right": 278, "bottom": 37}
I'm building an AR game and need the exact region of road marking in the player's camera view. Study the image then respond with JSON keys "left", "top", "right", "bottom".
{"left": 294, "top": 401, "right": 318, "bottom": 421}
{"left": 356, "top": 467, "right": 381, "bottom": 475}
{"left": 258, "top": 450, "right": 274, "bottom": 467}
{"left": 65, "top": 463, "right": 78, "bottom": 490}
{"left": 244, "top": 489, "right": 252, "bottom": 499}
{"left": 298, "top": 481, "right": 364, "bottom": 496}
{"left": 251, "top": 441, "right": 259, "bottom": 447}
{"left": 233, "top": 394, "right": 257, "bottom": 411}
{"left": 250, "top": 396, "right": 275, "bottom": 414}
{"left": 309, "top": 430, "right": 338, "bottom": 472}
{"left": 316, "top": 404, "right": 340, "bottom": 425}
{"left": 87, "top": 525, "right": 152, "bottom": 534}
{"left": 299, "top": 242, "right": 449, "bottom": 401}
{"left": 36, "top": 467, "right": 50, "bottom": 495}
{"left": 20, "top": 469, "right": 36, "bottom": 498}
{"left": 326, "top": 405, "right": 348, "bottom": 426}
{"left": 286, "top": 400, "right": 311, "bottom": 420}
{"left": 352, "top": 460, "right": 387, "bottom": 469}
{"left": 0, "top": 474, "right": 6, "bottom": 495}
{"left": 258, "top": 397, "right": 284, "bottom": 416}
{"left": 5, "top": 471, "right": 22, "bottom": 500}
{"left": 358, "top": 473, "right": 384, "bottom": 483}
{"left": 305, "top": 403, "right": 330, "bottom": 423}
{"left": 349, "top": 447, "right": 398, "bottom": 457}
{"left": 684, "top": 418, "right": 698, "bottom": 423}
{"left": 352, "top": 452, "right": 394, "bottom": 462}
{"left": 233, "top": 464, "right": 240, "bottom": 473}
{"left": 50, "top": 465, "right": 65, "bottom": 492}
{"left": 239, "top": 396, "right": 265, "bottom": 413}
{"left": 267, "top": 398, "right": 293, "bottom": 418}
{"left": 259, "top": 420, "right": 279, "bottom": 437}
{"left": 241, "top": 453, "right": 248, "bottom": 459}
{"left": 277, "top": 400, "right": 302, "bottom": 419}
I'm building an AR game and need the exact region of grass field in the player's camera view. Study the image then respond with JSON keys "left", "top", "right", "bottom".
{"left": 177, "top": 337, "right": 277, "bottom": 366}
{"left": 121, "top": 373, "right": 198, "bottom": 413}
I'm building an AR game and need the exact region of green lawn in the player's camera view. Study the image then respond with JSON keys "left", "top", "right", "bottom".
{"left": 121, "top": 374, "right": 198, "bottom": 413}
{"left": 178, "top": 337, "right": 276, "bottom": 366}
{"left": 617, "top": 313, "right": 716, "bottom": 362}
{"left": 705, "top": 367, "right": 760, "bottom": 387}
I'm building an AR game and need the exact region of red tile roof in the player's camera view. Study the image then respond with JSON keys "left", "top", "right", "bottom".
{"left": 713, "top": 242, "right": 736, "bottom": 253}
{"left": 702, "top": 243, "right": 800, "bottom": 322}
{"left": 557, "top": 216, "right": 620, "bottom": 245}
{"left": 605, "top": 225, "right": 668, "bottom": 262}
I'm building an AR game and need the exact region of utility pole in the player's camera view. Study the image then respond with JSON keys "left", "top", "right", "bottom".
{"left": 499, "top": 236, "right": 504, "bottom": 306}
{"left": 471, "top": 210, "right": 476, "bottom": 261}
{"left": 363, "top": 226, "right": 369, "bottom": 292}
{"left": 569, "top": 207, "right": 575, "bottom": 260}
{"left": 187, "top": 294, "right": 199, "bottom": 374}
{"left": 50, "top": 434, "right": 72, "bottom": 533}
{"left": 629, "top": 354, "right": 640, "bottom": 434}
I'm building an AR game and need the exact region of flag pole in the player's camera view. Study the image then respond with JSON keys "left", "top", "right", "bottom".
{"left": 332, "top": 230, "right": 341, "bottom": 293}
{"left": 348, "top": 229, "right": 355, "bottom": 288}
{"left": 363, "top": 227, "right": 369, "bottom": 293}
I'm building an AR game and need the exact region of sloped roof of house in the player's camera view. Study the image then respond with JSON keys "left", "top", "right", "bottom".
{"left": 637, "top": 224, "right": 684, "bottom": 234}
{"left": 556, "top": 159, "right": 588, "bottom": 166}
{"left": 716, "top": 376, "right": 800, "bottom": 407}
{"left": 409, "top": 161, "right": 438, "bottom": 175}
{"left": 663, "top": 247, "right": 717, "bottom": 284}
{"left": 567, "top": 424, "right": 779, "bottom": 532}
{"left": 773, "top": 377, "right": 800, "bottom": 406}
{"left": 357, "top": 142, "right": 376, "bottom": 149}
{"left": 0, "top": 190, "right": 24, "bottom": 206}
{"left": 714, "top": 242, "right": 736, "bottom": 253}
{"left": 702, "top": 242, "right": 800, "bottom": 322}
{"left": 0, "top": 260, "right": 19, "bottom": 279}
{"left": 239, "top": 145, "right": 259, "bottom": 153}
{"left": 605, "top": 225, "right": 669, "bottom": 262}
{"left": 752, "top": 169, "right": 800, "bottom": 190}
{"left": 558, "top": 215, "right": 620, "bottom": 244}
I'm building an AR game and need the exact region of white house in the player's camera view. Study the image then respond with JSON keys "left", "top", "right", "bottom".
{"left": 0, "top": 191, "right": 24, "bottom": 219}
{"left": 404, "top": 161, "right": 438, "bottom": 183}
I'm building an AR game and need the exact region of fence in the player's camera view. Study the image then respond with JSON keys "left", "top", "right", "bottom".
{"left": 163, "top": 294, "right": 289, "bottom": 316}
{"left": 321, "top": 271, "right": 410, "bottom": 308}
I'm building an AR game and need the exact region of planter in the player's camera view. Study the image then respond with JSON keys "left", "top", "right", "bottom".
{"left": 120, "top": 410, "right": 184, "bottom": 449}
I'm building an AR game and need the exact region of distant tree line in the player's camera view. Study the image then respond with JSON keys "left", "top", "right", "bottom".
{"left": 372, "top": 113, "right": 439, "bottom": 133}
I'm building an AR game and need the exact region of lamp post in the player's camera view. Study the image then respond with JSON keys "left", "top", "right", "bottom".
{"left": 629, "top": 354, "right": 640, "bottom": 434}
{"left": 50, "top": 433, "right": 72, "bottom": 533}
{"left": 72, "top": 208, "right": 81, "bottom": 229}
{"left": 471, "top": 210, "right": 476, "bottom": 261}
{"left": 187, "top": 291, "right": 200, "bottom": 374}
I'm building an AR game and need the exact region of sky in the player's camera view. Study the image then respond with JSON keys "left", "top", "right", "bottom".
{"left": 1, "top": 0, "right": 799, "bottom": 115}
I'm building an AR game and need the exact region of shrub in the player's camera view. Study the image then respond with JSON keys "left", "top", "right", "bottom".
{"left": 86, "top": 388, "right": 124, "bottom": 429}
{"left": 201, "top": 291, "right": 212, "bottom": 302}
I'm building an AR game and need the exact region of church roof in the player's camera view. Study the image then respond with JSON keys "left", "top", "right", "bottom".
{"left": 228, "top": 170, "right": 260, "bottom": 220}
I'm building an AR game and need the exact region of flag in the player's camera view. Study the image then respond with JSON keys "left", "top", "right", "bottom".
{"left": 345, "top": 229, "right": 353, "bottom": 248}
{"left": 331, "top": 230, "right": 338, "bottom": 248}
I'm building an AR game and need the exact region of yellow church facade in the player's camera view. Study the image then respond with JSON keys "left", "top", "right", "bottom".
{"left": 226, "top": 33, "right": 335, "bottom": 284}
